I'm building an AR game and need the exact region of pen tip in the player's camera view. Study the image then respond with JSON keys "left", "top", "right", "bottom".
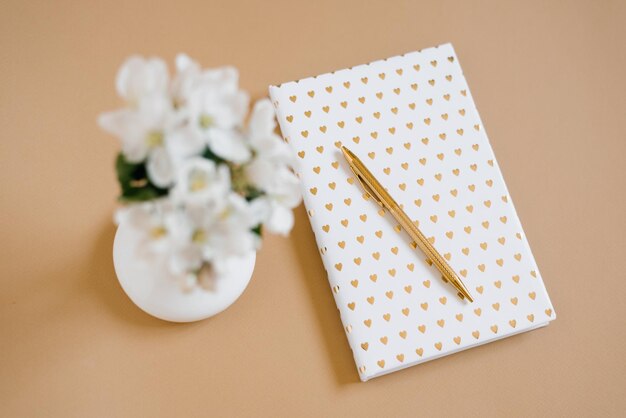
{"left": 340, "top": 145, "right": 352, "bottom": 161}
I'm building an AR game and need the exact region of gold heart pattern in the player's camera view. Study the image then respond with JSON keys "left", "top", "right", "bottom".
{"left": 269, "top": 43, "right": 555, "bottom": 382}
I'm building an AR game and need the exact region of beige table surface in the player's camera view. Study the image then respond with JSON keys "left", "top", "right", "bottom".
{"left": 2, "top": 0, "right": 625, "bottom": 416}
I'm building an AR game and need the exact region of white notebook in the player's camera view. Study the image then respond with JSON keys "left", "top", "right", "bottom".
{"left": 269, "top": 43, "right": 555, "bottom": 381}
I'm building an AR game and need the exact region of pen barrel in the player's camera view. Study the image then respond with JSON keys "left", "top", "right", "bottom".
{"left": 388, "top": 205, "right": 459, "bottom": 283}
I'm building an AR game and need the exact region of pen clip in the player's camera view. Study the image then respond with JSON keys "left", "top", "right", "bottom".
{"left": 350, "top": 167, "right": 384, "bottom": 208}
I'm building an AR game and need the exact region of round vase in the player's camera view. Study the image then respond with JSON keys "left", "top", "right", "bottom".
{"left": 112, "top": 219, "right": 255, "bottom": 322}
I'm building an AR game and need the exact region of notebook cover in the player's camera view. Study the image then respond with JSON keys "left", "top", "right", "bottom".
{"left": 269, "top": 43, "right": 555, "bottom": 381}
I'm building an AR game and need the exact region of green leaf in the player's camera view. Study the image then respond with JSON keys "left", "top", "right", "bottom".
{"left": 115, "top": 153, "right": 168, "bottom": 202}
{"left": 251, "top": 224, "right": 263, "bottom": 237}
{"left": 202, "top": 146, "right": 227, "bottom": 165}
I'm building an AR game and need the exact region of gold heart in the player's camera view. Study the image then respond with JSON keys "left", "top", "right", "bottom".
{"left": 509, "top": 320, "right": 517, "bottom": 328}
{"left": 404, "top": 285, "right": 412, "bottom": 294}
{"left": 322, "top": 225, "right": 330, "bottom": 233}
{"left": 492, "top": 303, "right": 500, "bottom": 311}
{"left": 511, "top": 297, "right": 518, "bottom": 305}
{"left": 512, "top": 275, "right": 520, "bottom": 283}
{"left": 335, "top": 263, "right": 342, "bottom": 271}
{"left": 383, "top": 313, "right": 391, "bottom": 321}
{"left": 347, "top": 302, "right": 355, "bottom": 310}
{"left": 340, "top": 101, "right": 348, "bottom": 108}
{"left": 380, "top": 336, "right": 388, "bottom": 344}
{"left": 416, "top": 348, "right": 424, "bottom": 356}
{"left": 401, "top": 162, "right": 409, "bottom": 170}
{"left": 388, "top": 269, "right": 396, "bottom": 277}
{"left": 418, "top": 325, "right": 426, "bottom": 333}
{"left": 286, "top": 115, "right": 294, "bottom": 122}
{"left": 529, "top": 292, "right": 536, "bottom": 300}
{"left": 301, "top": 130, "right": 309, "bottom": 138}
{"left": 456, "top": 314, "right": 463, "bottom": 322}
{"left": 545, "top": 309, "right": 553, "bottom": 317}
{"left": 437, "top": 319, "right": 445, "bottom": 327}
{"left": 490, "top": 325, "right": 498, "bottom": 334}
{"left": 396, "top": 354, "right": 405, "bottom": 362}
{"left": 406, "top": 263, "right": 414, "bottom": 271}
{"left": 453, "top": 336, "right": 461, "bottom": 345}
{"left": 341, "top": 219, "right": 349, "bottom": 227}
{"left": 369, "top": 274, "right": 377, "bottom": 282}
{"left": 527, "top": 314, "right": 535, "bottom": 322}
{"left": 402, "top": 308, "right": 410, "bottom": 316}
{"left": 476, "top": 286, "right": 484, "bottom": 294}
{"left": 385, "top": 291, "right": 394, "bottom": 299}
{"left": 420, "top": 303, "right": 428, "bottom": 311}
{"left": 367, "top": 296, "right": 375, "bottom": 304}
{"left": 309, "top": 187, "right": 317, "bottom": 195}
{"left": 472, "top": 330, "right": 480, "bottom": 339}
{"left": 307, "top": 90, "right": 315, "bottom": 97}
{"left": 423, "top": 280, "right": 431, "bottom": 288}
{"left": 356, "top": 235, "right": 364, "bottom": 243}
{"left": 289, "top": 95, "right": 297, "bottom": 102}
{"left": 399, "top": 330, "right": 407, "bottom": 339}
{"left": 361, "top": 342, "right": 369, "bottom": 351}
{"left": 325, "top": 203, "right": 333, "bottom": 211}
{"left": 350, "top": 279, "right": 358, "bottom": 287}
{"left": 474, "top": 308, "right": 482, "bottom": 316}
{"left": 377, "top": 360, "right": 385, "bottom": 368}
{"left": 325, "top": 86, "right": 332, "bottom": 93}
{"left": 355, "top": 116, "right": 362, "bottom": 123}
{"left": 494, "top": 280, "right": 502, "bottom": 288}
{"left": 439, "top": 297, "right": 447, "bottom": 305}
{"left": 361, "top": 77, "right": 368, "bottom": 84}
{"left": 409, "top": 102, "right": 416, "bottom": 109}
{"left": 375, "top": 230, "right": 383, "bottom": 238}
{"left": 359, "top": 214, "right": 367, "bottom": 222}
{"left": 364, "top": 319, "right": 372, "bottom": 327}
{"left": 354, "top": 257, "right": 361, "bottom": 265}
{"left": 372, "top": 252, "right": 380, "bottom": 260}
{"left": 434, "top": 342, "right": 443, "bottom": 351}
{"left": 338, "top": 241, "right": 346, "bottom": 249}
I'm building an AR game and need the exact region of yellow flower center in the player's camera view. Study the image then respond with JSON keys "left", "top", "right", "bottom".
{"left": 189, "top": 171, "right": 208, "bottom": 192}
{"left": 192, "top": 229, "right": 207, "bottom": 243}
{"left": 150, "top": 226, "right": 167, "bottom": 239}
{"left": 145, "top": 131, "right": 164, "bottom": 148}
{"left": 199, "top": 114, "right": 214, "bottom": 129}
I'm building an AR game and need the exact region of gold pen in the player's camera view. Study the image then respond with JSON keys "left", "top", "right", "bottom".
{"left": 341, "top": 146, "right": 473, "bottom": 302}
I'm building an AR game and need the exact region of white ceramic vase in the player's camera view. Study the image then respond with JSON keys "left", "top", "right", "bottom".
{"left": 113, "top": 219, "right": 255, "bottom": 322}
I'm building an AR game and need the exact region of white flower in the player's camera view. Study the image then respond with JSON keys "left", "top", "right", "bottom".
{"left": 177, "top": 59, "right": 251, "bottom": 163}
{"left": 244, "top": 99, "right": 301, "bottom": 235}
{"left": 165, "top": 192, "right": 261, "bottom": 279}
{"left": 115, "top": 198, "right": 176, "bottom": 255}
{"left": 247, "top": 99, "right": 292, "bottom": 164}
{"left": 115, "top": 56, "right": 169, "bottom": 104}
{"left": 99, "top": 94, "right": 204, "bottom": 188}
{"left": 172, "top": 157, "right": 231, "bottom": 208}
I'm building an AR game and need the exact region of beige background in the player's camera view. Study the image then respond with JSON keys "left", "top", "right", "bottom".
{"left": 1, "top": 0, "right": 625, "bottom": 416}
